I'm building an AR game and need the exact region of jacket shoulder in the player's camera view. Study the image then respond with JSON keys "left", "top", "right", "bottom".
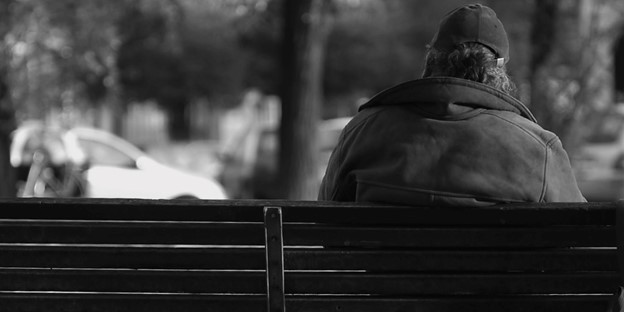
{"left": 481, "top": 110, "right": 559, "bottom": 147}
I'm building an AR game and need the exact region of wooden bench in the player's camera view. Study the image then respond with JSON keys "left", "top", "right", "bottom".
{"left": 0, "top": 198, "right": 622, "bottom": 312}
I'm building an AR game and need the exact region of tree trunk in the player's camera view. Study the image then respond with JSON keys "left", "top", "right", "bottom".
{"left": 530, "top": 0, "right": 624, "bottom": 152}
{"left": 279, "top": 0, "right": 333, "bottom": 200}
{"left": 166, "top": 98, "right": 190, "bottom": 141}
{"left": 0, "top": 0, "right": 17, "bottom": 197}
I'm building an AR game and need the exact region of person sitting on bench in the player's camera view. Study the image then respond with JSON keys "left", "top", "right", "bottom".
{"left": 319, "top": 3, "right": 585, "bottom": 205}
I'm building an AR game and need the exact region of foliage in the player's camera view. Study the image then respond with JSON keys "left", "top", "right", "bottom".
{"left": 4, "top": 0, "right": 624, "bottom": 138}
{"left": 179, "top": 0, "right": 249, "bottom": 103}
{"left": 236, "top": 0, "right": 281, "bottom": 95}
{"left": 235, "top": 0, "right": 534, "bottom": 116}
{"left": 6, "top": 0, "right": 538, "bottom": 123}
{"left": 118, "top": 0, "right": 253, "bottom": 125}
{"left": 529, "top": 0, "right": 624, "bottom": 150}
{"left": 8, "top": 0, "right": 126, "bottom": 121}
{"left": 117, "top": 0, "right": 185, "bottom": 105}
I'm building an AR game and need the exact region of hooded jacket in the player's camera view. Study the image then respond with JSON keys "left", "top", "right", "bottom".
{"left": 318, "top": 77, "right": 586, "bottom": 206}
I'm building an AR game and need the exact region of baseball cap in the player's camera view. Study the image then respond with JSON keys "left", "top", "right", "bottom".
{"left": 430, "top": 3, "right": 509, "bottom": 64}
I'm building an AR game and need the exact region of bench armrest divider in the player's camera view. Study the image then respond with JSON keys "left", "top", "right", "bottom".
{"left": 265, "top": 206, "right": 286, "bottom": 312}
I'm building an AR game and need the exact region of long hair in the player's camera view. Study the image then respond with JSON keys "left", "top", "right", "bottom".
{"left": 422, "top": 42, "right": 516, "bottom": 96}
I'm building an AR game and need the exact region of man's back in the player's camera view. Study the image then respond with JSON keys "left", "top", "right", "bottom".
{"left": 319, "top": 78, "right": 585, "bottom": 205}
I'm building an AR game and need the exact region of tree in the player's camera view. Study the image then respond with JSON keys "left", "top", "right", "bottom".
{"left": 180, "top": 3, "right": 247, "bottom": 101}
{"left": 236, "top": 0, "right": 282, "bottom": 95}
{"left": 323, "top": 0, "right": 424, "bottom": 116}
{"left": 7, "top": 0, "right": 130, "bottom": 134}
{"left": 118, "top": 0, "right": 251, "bottom": 140}
{"left": 530, "top": 0, "right": 624, "bottom": 150}
{"left": 0, "top": 0, "right": 16, "bottom": 197}
{"left": 117, "top": 0, "right": 189, "bottom": 139}
{"left": 279, "top": 0, "right": 334, "bottom": 199}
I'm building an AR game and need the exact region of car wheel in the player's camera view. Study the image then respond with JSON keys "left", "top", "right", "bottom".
{"left": 172, "top": 195, "right": 199, "bottom": 200}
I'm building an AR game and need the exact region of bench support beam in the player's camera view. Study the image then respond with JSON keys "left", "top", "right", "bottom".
{"left": 264, "top": 206, "right": 285, "bottom": 312}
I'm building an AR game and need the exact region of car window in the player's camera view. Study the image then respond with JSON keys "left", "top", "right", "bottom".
{"left": 78, "top": 138, "right": 136, "bottom": 168}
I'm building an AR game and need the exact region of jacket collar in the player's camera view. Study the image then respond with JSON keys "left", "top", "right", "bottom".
{"left": 359, "top": 77, "right": 537, "bottom": 123}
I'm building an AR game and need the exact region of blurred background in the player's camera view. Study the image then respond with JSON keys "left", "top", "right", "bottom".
{"left": 0, "top": 0, "right": 623, "bottom": 201}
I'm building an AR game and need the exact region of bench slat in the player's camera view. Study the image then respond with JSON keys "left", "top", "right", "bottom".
{"left": 0, "top": 293, "right": 265, "bottom": 312}
{"left": 1, "top": 246, "right": 616, "bottom": 272}
{"left": 2, "top": 269, "right": 618, "bottom": 295}
{"left": 285, "top": 272, "right": 619, "bottom": 295}
{"left": 0, "top": 293, "right": 612, "bottom": 312}
{"left": 0, "top": 221, "right": 613, "bottom": 248}
{"left": 283, "top": 249, "right": 618, "bottom": 272}
{"left": 283, "top": 225, "right": 615, "bottom": 248}
{"left": 0, "top": 268, "right": 266, "bottom": 294}
{"left": 0, "top": 246, "right": 266, "bottom": 269}
{"left": 280, "top": 203, "right": 617, "bottom": 226}
{"left": 0, "top": 220, "right": 265, "bottom": 245}
{"left": 285, "top": 295, "right": 613, "bottom": 312}
{"left": 0, "top": 199, "right": 265, "bottom": 222}
{"left": 0, "top": 199, "right": 616, "bottom": 225}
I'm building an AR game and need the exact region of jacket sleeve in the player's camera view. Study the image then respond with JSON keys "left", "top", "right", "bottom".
{"left": 542, "top": 138, "right": 586, "bottom": 202}
{"left": 318, "top": 141, "right": 342, "bottom": 200}
{"left": 318, "top": 137, "right": 356, "bottom": 201}
{"left": 318, "top": 169, "right": 335, "bottom": 200}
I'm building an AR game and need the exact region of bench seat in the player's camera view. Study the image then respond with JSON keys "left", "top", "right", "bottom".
{"left": 0, "top": 198, "right": 621, "bottom": 312}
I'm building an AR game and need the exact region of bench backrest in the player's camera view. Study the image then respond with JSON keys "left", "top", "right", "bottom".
{"left": 0, "top": 198, "right": 621, "bottom": 312}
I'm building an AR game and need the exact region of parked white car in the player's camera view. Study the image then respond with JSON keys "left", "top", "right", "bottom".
{"left": 572, "top": 113, "right": 624, "bottom": 201}
{"left": 68, "top": 127, "right": 228, "bottom": 199}
{"left": 11, "top": 122, "right": 227, "bottom": 200}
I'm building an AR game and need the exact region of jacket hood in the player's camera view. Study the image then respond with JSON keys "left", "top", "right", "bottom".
{"left": 359, "top": 77, "right": 537, "bottom": 123}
